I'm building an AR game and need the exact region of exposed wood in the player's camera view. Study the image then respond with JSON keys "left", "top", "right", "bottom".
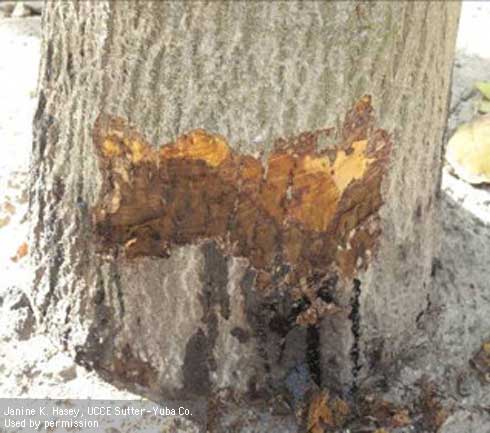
{"left": 92, "top": 96, "right": 391, "bottom": 298}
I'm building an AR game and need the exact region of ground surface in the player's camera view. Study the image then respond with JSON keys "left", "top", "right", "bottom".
{"left": 0, "top": 2, "right": 489, "bottom": 432}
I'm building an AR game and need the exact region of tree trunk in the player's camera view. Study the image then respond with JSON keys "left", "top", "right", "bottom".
{"left": 30, "top": 1, "right": 460, "bottom": 431}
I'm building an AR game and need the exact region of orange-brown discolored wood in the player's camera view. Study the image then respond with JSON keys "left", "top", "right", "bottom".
{"left": 92, "top": 96, "right": 391, "bottom": 299}
{"left": 307, "top": 391, "right": 350, "bottom": 433}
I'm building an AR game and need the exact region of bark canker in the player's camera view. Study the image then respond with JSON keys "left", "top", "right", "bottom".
{"left": 92, "top": 96, "right": 391, "bottom": 324}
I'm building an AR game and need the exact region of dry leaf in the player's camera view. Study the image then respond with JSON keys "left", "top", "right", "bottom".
{"left": 11, "top": 242, "right": 28, "bottom": 262}
{"left": 296, "top": 298, "right": 343, "bottom": 326}
{"left": 446, "top": 115, "right": 490, "bottom": 184}
{"left": 307, "top": 391, "right": 349, "bottom": 433}
{"left": 3, "top": 201, "right": 16, "bottom": 215}
{"left": 0, "top": 216, "right": 10, "bottom": 229}
{"left": 392, "top": 409, "right": 411, "bottom": 427}
{"left": 308, "top": 392, "right": 334, "bottom": 433}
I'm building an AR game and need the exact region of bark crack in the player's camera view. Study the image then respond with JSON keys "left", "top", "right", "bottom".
{"left": 349, "top": 278, "right": 362, "bottom": 396}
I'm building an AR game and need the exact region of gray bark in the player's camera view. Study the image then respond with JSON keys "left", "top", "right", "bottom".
{"left": 30, "top": 1, "right": 460, "bottom": 431}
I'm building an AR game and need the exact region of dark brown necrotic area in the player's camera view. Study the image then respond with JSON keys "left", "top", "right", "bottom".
{"left": 92, "top": 96, "right": 391, "bottom": 297}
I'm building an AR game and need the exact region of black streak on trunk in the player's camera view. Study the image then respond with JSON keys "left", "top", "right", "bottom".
{"left": 349, "top": 278, "right": 362, "bottom": 396}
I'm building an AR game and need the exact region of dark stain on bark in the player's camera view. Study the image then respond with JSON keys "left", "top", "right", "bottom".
{"left": 182, "top": 328, "right": 212, "bottom": 397}
{"left": 93, "top": 287, "right": 105, "bottom": 305}
{"left": 78, "top": 331, "right": 158, "bottom": 392}
{"left": 201, "top": 241, "right": 230, "bottom": 321}
{"left": 62, "top": 305, "right": 72, "bottom": 350}
{"left": 180, "top": 242, "right": 230, "bottom": 397}
{"left": 430, "top": 257, "right": 442, "bottom": 278}
{"left": 230, "top": 326, "right": 250, "bottom": 343}
{"left": 33, "top": 91, "right": 46, "bottom": 147}
{"left": 31, "top": 91, "right": 51, "bottom": 245}
{"left": 76, "top": 269, "right": 156, "bottom": 390}
{"left": 75, "top": 270, "right": 116, "bottom": 378}
{"left": 45, "top": 40, "right": 53, "bottom": 82}
{"left": 113, "top": 344, "right": 158, "bottom": 389}
{"left": 306, "top": 325, "right": 322, "bottom": 387}
{"left": 32, "top": 195, "right": 45, "bottom": 251}
{"left": 74, "top": 302, "right": 113, "bottom": 372}
{"left": 111, "top": 262, "right": 125, "bottom": 316}
{"left": 53, "top": 176, "right": 65, "bottom": 202}
{"left": 31, "top": 110, "right": 61, "bottom": 260}
{"left": 349, "top": 278, "right": 362, "bottom": 396}
{"left": 239, "top": 268, "right": 274, "bottom": 394}
{"left": 238, "top": 267, "right": 326, "bottom": 400}
{"left": 40, "top": 224, "right": 64, "bottom": 318}
{"left": 365, "top": 337, "right": 385, "bottom": 372}
{"left": 42, "top": 177, "right": 65, "bottom": 283}
{"left": 66, "top": 52, "right": 75, "bottom": 82}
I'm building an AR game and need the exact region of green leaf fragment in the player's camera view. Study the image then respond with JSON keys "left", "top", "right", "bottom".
{"left": 475, "top": 81, "right": 490, "bottom": 100}
{"left": 478, "top": 100, "right": 490, "bottom": 114}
